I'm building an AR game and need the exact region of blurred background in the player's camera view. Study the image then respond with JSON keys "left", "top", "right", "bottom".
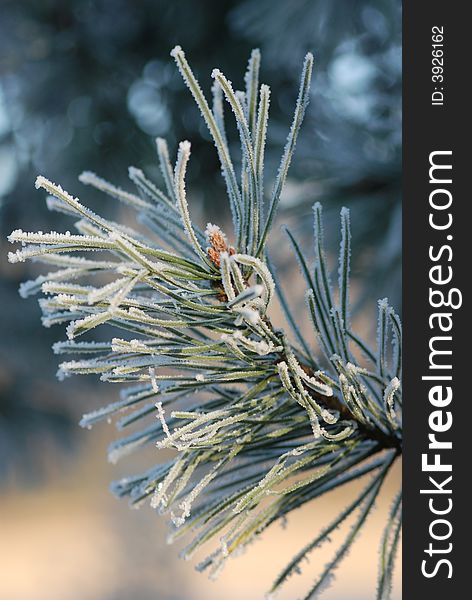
{"left": 0, "top": 1, "right": 401, "bottom": 598}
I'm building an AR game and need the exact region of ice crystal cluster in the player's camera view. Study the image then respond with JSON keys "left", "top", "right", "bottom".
{"left": 8, "top": 47, "right": 402, "bottom": 598}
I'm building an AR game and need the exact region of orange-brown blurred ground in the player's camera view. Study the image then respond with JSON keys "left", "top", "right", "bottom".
{"left": 0, "top": 423, "right": 401, "bottom": 600}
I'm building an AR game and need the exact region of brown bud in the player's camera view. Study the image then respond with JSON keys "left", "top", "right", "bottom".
{"left": 207, "top": 247, "right": 221, "bottom": 267}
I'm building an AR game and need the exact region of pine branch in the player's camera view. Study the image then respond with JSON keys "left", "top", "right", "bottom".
{"left": 8, "top": 46, "right": 402, "bottom": 599}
